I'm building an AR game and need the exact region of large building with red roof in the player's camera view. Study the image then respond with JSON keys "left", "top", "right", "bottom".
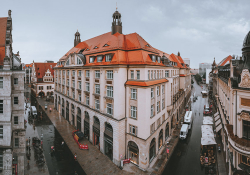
{"left": 0, "top": 10, "right": 25, "bottom": 175}
{"left": 54, "top": 10, "right": 191, "bottom": 170}
{"left": 31, "top": 61, "right": 57, "bottom": 97}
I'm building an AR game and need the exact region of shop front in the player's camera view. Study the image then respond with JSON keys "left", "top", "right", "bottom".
{"left": 93, "top": 116, "right": 100, "bottom": 150}
{"left": 66, "top": 101, "right": 69, "bottom": 122}
{"left": 128, "top": 141, "right": 139, "bottom": 165}
{"left": 77, "top": 107, "right": 81, "bottom": 131}
{"left": 84, "top": 111, "right": 90, "bottom": 140}
{"left": 104, "top": 123, "right": 113, "bottom": 160}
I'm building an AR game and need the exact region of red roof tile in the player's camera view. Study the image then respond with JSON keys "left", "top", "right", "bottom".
{"left": 218, "top": 55, "right": 232, "bottom": 66}
{"left": 34, "top": 63, "right": 57, "bottom": 80}
{"left": 126, "top": 79, "right": 168, "bottom": 87}
{"left": 0, "top": 17, "right": 7, "bottom": 65}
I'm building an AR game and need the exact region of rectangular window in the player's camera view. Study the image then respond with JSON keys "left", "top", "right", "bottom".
{"left": 162, "top": 114, "right": 165, "bottom": 124}
{"left": 131, "top": 70, "right": 134, "bottom": 79}
{"left": 86, "top": 96, "right": 89, "bottom": 106}
{"left": 72, "top": 80, "right": 75, "bottom": 88}
{"left": 107, "top": 86, "right": 113, "bottom": 97}
{"left": 72, "top": 91, "right": 75, "bottom": 99}
{"left": 97, "top": 55, "right": 103, "bottom": 62}
{"left": 0, "top": 100, "right": 3, "bottom": 113}
{"left": 131, "top": 89, "right": 137, "bottom": 100}
{"left": 95, "top": 99, "right": 100, "bottom": 110}
{"left": 77, "top": 57, "right": 82, "bottom": 64}
{"left": 95, "top": 70, "right": 100, "bottom": 78}
{"left": 150, "top": 123, "right": 155, "bottom": 133}
{"left": 157, "top": 56, "right": 161, "bottom": 63}
{"left": 0, "top": 150, "right": 3, "bottom": 168}
{"left": 107, "top": 103, "right": 113, "bottom": 115}
{"left": 148, "top": 70, "right": 150, "bottom": 80}
{"left": 157, "top": 118, "right": 161, "bottom": 128}
{"left": 14, "top": 116, "right": 18, "bottom": 125}
{"left": 15, "top": 138, "right": 19, "bottom": 147}
{"left": 78, "top": 71, "right": 81, "bottom": 77}
{"left": 86, "top": 83, "right": 90, "bottom": 92}
{"left": 14, "top": 78, "right": 18, "bottom": 85}
{"left": 151, "top": 88, "right": 154, "bottom": 98}
{"left": 154, "top": 71, "right": 156, "bottom": 79}
{"left": 0, "top": 126, "right": 3, "bottom": 139}
{"left": 131, "top": 106, "right": 137, "bottom": 119}
{"left": 72, "top": 71, "right": 75, "bottom": 76}
{"left": 78, "top": 81, "right": 81, "bottom": 90}
{"left": 39, "top": 86, "right": 43, "bottom": 90}
{"left": 63, "top": 70, "right": 65, "bottom": 75}
{"left": 151, "top": 71, "right": 153, "bottom": 80}
{"left": 157, "top": 71, "right": 159, "bottom": 79}
{"left": 67, "top": 79, "right": 69, "bottom": 86}
{"left": 89, "top": 57, "right": 95, "bottom": 63}
{"left": 151, "top": 105, "right": 154, "bottom": 117}
{"left": 152, "top": 55, "right": 156, "bottom": 62}
{"left": 106, "top": 54, "right": 112, "bottom": 62}
{"left": 129, "top": 125, "right": 138, "bottom": 136}
{"left": 162, "top": 85, "right": 165, "bottom": 94}
{"left": 157, "top": 86, "right": 160, "bottom": 96}
{"left": 157, "top": 101, "right": 160, "bottom": 113}
{"left": 95, "top": 84, "right": 100, "bottom": 94}
{"left": 107, "top": 70, "right": 113, "bottom": 79}
{"left": 86, "top": 70, "right": 90, "bottom": 77}
{"left": 63, "top": 78, "right": 65, "bottom": 85}
{"left": 162, "top": 99, "right": 165, "bottom": 110}
{"left": 137, "top": 70, "right": 140, "bottom": 80}
{"left": 67, "top": 90, "right": 69, "bottom": 97}
{"left": 78, "top": 93, "right": 81, "bottom": 102}
{"left": 14, "top": 97, "right": 18, "bottom": 104}
{"left": 243, "top": 120, "right": 250, "bottom": 140}
{"left": 67, "top": 70, "right": 69, "bottom": 76}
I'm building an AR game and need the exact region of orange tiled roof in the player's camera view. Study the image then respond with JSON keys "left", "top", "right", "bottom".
{"left": 59, "top": 32, "right": 168, "bottom": 66}
{"left": 180, "top": 74, "right": 186, "bottom": 77}
{"left": 218, "top": 55, "right": 232, "bottom": 66}
{"left": 34, "top": 63, "right": 57, "bottom": 79}
{"left": 25, "top": 64, "right": 32, "bottom": 68}
{"left": 169, "top": 54, "right": 184, "bottom": 68}
{"left": 0, "top": 17, "right": 7, "bottom": 65}
{"left": 125, "top": 79, "right": 168, "bottom": 87}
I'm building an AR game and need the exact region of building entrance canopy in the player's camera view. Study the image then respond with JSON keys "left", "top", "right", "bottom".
{"left": 201, "top": 136, "right": 217, "bottom": 145}
{"left": 203, "top": 116, "right": 213, "bottom": 125}
{"left": 201, "top": 125, "right": 214, "bottom": 137}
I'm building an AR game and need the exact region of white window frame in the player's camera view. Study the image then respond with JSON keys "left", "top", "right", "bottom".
{"left": 89, "top": 57, "right": 95, "bottom": 63}
{"left": 162, "top": 85, "right": 165, "bottom": 94}
{"left": 78, "top": 71, "right": 81, "bottom": 77}
{"left": 131, "top": 89, "right": 137, "bottom": 100}
{"left": 78, "top": 81, "right": 81, "bottom": 90}
{"left": 97, "top": 55, "right": 103, "bottom": 62}
{"left": 152, "top": 55, "right": 156, "bottom": 62}
{"left": 107, "top": 103, "right": 113, "bottom": 115}
{"left": 137, "top": 70, "right": 140, "bottom": 80}
{"left": 95, "top": 84, "right": 100, "bottom": 94}
{"left": 78, "top": 93, "right": 81, "bottom": 102}
{"left": 131, "top": 70, "right": 134, "bottom": 79}
{"left": 157, "top": 86, "right": 160, "bottom": 96}
{"left": 86, "top": 70, "right": 90, "bottom": 77}
{"left": 151, "top": 88, "right": 154, "bottom": 98}
{"left": 157, "top": 101, "right": 160, "bottom": 113}
{"left": 95, "top": 70, "right": 100, "bottom": 78}
{"left": 129, "top": 125, "right": 138, "bottom": 136}
{"left": 86, "top": 83, "right": 90, "bottom": 92}
{"left": 95, "top": 99, "right": 100, "bottom": 110}
{"left": 107, "top": 86, "right": 113, "bottom": 97}
{"left": 105, "top": 54, "right": 112, "bottom": 62}
{"left": 148, "top": 70, "right": 150, "bottom": 80}
{"left": 151, "top": 105, "right": 154, "bottom": 117}
{"left": 107, "top": 70, "right": 113, "bottom": 79}
{"left": 131, "top": 106, "right": 137, "bottom": 119}
{"left": 86, "top": 96, "right": 89, "bottom": 106}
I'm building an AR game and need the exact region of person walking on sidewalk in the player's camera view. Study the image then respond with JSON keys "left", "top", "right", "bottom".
{"left": 74, "top": 153, "right": 77, "bottom": 161}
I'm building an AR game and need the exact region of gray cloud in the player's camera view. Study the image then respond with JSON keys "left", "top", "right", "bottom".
{"left": 1, "top": 0, "right": 250, "bottom": 68}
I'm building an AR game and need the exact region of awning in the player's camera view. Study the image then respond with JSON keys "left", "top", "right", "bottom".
{"left": 216, "top": 123, "right": 222, "bottom": 132}
{"left": 203, "top": 116, "right": 213, "bottom": 125}
{"left": 214, "top": 112, "right": 219, "bottom": 117}
{"left": 215, "top": 119, "right": 221, "bottom": 127}
{"left": 201, "top": 136, "right": 217, "bottom": 145}
{"left": 201, "top": 125, "right": 214, "bottom": 137}
{"left": 215, "top": 115, "right": 220, "bottom": 122}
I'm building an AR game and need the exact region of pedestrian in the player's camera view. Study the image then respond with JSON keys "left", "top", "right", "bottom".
{"left": 74, "top": 153, "right": 77, "bottom": 161}
{"left": 74, "top": 171, "right": 78, "bottom": 175}
{"left": 50, "top": 108, "right": 52, "bottom": 112}
{"left": 61, "top": 141, "right": 64, "bottom": 148}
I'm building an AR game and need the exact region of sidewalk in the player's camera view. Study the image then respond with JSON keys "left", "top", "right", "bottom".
{"left": 36, "top": 97, "right": 141, "bottom": 175}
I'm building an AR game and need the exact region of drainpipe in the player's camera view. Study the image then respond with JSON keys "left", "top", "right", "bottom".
{"left": 235, "top": 90, "right": 237, "bottom": 136}
{"left": 125, "top": 65, "right": 129, "bottom": 159}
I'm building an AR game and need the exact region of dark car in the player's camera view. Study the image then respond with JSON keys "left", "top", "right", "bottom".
{"left": 72, "top": 130, "right": 84, "bottom": 141}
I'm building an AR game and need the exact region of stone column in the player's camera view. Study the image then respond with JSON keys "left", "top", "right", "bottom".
{"left": 89, "top": 114, "right": 93, "bottom": 144}
{"left": 99, "top": 121, "right": 105, "bottom": 154}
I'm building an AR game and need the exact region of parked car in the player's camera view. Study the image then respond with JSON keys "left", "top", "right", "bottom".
{"left": 203, "top": 107, "right": 212, "bottom": 115}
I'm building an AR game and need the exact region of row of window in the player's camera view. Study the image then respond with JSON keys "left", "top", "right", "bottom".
{"left": 130, "top": 70, "right": 140, "bottom": 80}
{"left": 57, "top": 70, "right": 113, "bottom": 80}
{"left": 89, "top": 54, "right": 112, "bottom": 63}
{"left": 0, "top": 77, "right": 19, "bottom": 88}
{"left": 39, "top": 86, "right": 52, "bottom": 90}
{"left": 150, "top": 99, "right": 165, "bottom": 117}
{"left": 151, "top": 85, "right": 165, "bottom": 98}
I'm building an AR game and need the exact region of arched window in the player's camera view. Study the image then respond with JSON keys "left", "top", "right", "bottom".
{"left": 158, "top": 129, "right": 163, "bottom": 149}
{"left": 128, "top": 141, "right": 139, "bottom": 165}
{"left": 149, "top": 138, "right": 156, "bottom": 163}
{"left": 165, "top": 123, "right": 169, "bottom": 140}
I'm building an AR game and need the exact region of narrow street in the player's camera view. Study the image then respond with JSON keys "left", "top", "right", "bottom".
{"left": 24, "top": 85, "right": 86, "bottom": 175}
{"left": 163, "top": 79, "right": 210, "bottom": 175}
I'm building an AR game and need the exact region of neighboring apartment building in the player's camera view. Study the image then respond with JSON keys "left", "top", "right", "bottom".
{"left": 23, "top": 63, "right": 32, "bottom": 84}
{"left": 54, "top": 10, "right": 191, "bottom": 170}
{"left": 31, "top": 61, "right": 57, "bottom": 97}
{"left": 199, "top": 62, "right": 212, "bottom": 75}
{"left": 0, "top": 10, "right": 25, "bottom": 174}
{"left": 211, "top": 31, "right": 250, "bottom": 174}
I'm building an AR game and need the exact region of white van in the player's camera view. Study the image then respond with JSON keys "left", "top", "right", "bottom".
{"left": 184, "top": 111, "right": 193, "bottom": 130}
{"left": 30, "top": 106, "right": 37, "bottom": 118}
{"left": 180, "top": 124, "right": 189, "bottom": 140}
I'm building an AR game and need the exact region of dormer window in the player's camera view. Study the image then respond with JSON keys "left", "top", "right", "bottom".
{"left": 105, "top": 54, "right": 112, "bottom": 62}
{"left": 89, "top": 56, "right": 95, "bottom": 63}
{"left": 94, "top": 46, "right": 98, "bottom": 49}
{"left": 146, "top": 44, "right": 150, "bottom": 47}
{"left": 157, "top": 56, "right": 161, "bottom": 63}
{"left": 103, "top": 44, "right": 109, "bottom": 47}
{"left": 77, "top": 57, "right": 82, "bottom": 65}
{"left": 66, "top": 59, "right": 69, "bottom": 65}
{"left": 152, "top": 55, "right": 156, "bottom": 62}
{"left": 97, "top": 55, "right": 103, "bottom": 62}
{"left": 86, "top": 48, "right": 89, "bottom": 51}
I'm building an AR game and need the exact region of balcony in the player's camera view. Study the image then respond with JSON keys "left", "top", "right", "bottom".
{"left": 226, "top": 124, "right": 250, "bottom": 154}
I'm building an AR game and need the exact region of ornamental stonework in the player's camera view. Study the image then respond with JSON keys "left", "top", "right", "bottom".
{"left": 238, "top": 112, "right": 250, "bottom": 121}
{"left": 239, "top": 69, "right": 250, "bottom": 88}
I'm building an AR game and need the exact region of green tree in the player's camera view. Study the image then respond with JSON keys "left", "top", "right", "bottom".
{"left": 195, "top": 74, "right": 202, "bottom": 83}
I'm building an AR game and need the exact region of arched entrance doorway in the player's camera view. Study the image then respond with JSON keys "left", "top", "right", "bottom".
{"left": 149, "top": 138, "right": 156, "bottom": 163}
{"left": 71, "top": 104, "right": 75, "bottom": 126}
{"left": 93, "top": 116, "right": 100, "bottom": 150}
{"left": 159, "top": 129, "right": 163, "bottom": 149}
{"left": 128, "top": 141, "right": 139, "bottom": 165}
{"left": 104, "top": 122, "right": 113, "bottom": 161}
{"left": 77, "top": 107, "right": 81, "bottom": 131}
{"left": 39, "top": 91, "right": 44, "bottom": 97}
{"left": 165, "top": 123, "right": 169, "bottom": 140}
{"left": 66, "top": 101, "right": 69, "bottom": 122}
{"left": 84, "top": 111, "right": 90, "bottom": 140}
{"left": 62, "top": 98, "right": 65, "bottom": 118}
{"left": 47, "top": 91, "right": 50, "bottom": 96}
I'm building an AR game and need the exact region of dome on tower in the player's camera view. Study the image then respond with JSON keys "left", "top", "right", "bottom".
{"left": 242, "top": 31, "right": 250, "bottom": 52}
{"left": 112, "top": 10, "right": 121, "bottom": 18}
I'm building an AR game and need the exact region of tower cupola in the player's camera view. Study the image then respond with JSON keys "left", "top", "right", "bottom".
{"left": 111, "top": 9, "right": 122, "bottom": 35}
{"left": 242, "top": 30, "right": 250, "bottom": 69}
{"left": 74, "top": 30, "right": 81, "bottom": 47}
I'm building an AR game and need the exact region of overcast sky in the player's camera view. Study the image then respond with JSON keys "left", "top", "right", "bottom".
{"left": 1, "top": 0, "right": 250, "bottom": 68}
